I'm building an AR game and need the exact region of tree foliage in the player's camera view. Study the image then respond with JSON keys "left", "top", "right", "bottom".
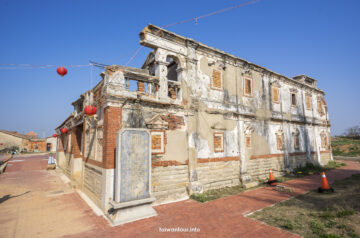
{"left": 343, "top": 124, "right": 360, "bottom": 138}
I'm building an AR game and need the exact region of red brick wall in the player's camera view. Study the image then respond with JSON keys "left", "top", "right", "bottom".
{"left": 82, "top": 122, "right": 86, "bottom": 161}
{"left": 27, "top": 140, "right": 47, "bottom": 152}
{"left": 102, "top": 106, "right": 122, "bottom": 169}
{"left": 71, "top": 128, "right": 81, "bottom": 158}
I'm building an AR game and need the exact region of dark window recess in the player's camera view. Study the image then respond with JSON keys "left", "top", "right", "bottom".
{"left": 166, "top": 57, "right": 178, "bottom": 81}
{"left": 291, "top": 93, "right": 297, "bottom": 106}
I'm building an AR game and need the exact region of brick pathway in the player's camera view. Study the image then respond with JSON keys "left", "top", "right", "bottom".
{"left": 1, "top": 155, "right": 360, "bottom": 238}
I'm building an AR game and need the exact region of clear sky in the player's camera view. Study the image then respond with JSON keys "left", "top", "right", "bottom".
{"left": 0, "top": 0, "right": 359, "bottom": 137}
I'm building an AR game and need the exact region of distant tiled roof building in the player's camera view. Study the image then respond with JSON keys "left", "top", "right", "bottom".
{"left": 26, "top": 131, "right": 38, "bottom": 138}
{"left": 0, "top": 129, "right": 51, "bottom": 152}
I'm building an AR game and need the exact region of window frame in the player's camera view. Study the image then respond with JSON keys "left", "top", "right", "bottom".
{"left": 294, "top": 134, "right": 300, "bottom": 150}
{"left": 243, "top": 76, "right": 253, "bottom": 97}
{"left": 150, "top": 130, "right": 166, "bottom": 154}
{"left": 317, "top": 98, "right": 325, "bottom": 116}
{"left": 276, "top": 133, "right": 284, "bottom": 151}
{"left": 210, "top": 69, "right": 223, "bottom": 91}
{"left": 290, "top": 91, "right": 297, "bottom": 107}
{"left": 213, "top": 132, "right": 225, "bottom": 153}
{"left": 272, "top": 86, "right": 280, "bottom": 104}
{"left": 305, "top": 93, "right": 312, "bottom": 110}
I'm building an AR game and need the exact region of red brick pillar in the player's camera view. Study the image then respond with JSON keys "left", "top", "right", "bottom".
{"left": 103, "top": 106, "right": 122, "bottom": 169}
{"left": 82, "top": 122, "right": 86, "bottom": 161}
{"left": 72, "top": 128, "right": 81, "bottom": 158}
{"left": 137, "top": 82, "right": 145, "bottom": 92}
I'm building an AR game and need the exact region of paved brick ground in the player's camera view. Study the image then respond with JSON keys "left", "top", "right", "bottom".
{"left": 1, "top": 155, "right": 360, "bottom": 238}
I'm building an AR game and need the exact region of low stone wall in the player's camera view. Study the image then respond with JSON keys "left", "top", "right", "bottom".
{"left": 247, "top": 156, "right": 285, "bottom": 181}
{"left": 82, "top": 163, "right": 103, "bottom": 208}
{"left": 63, "top": 152, "right": 71, "bottom": 177}
{"left": 197, "top": 160, "right": 240, "bottom": 191}
{"left": 288, "top": 154, "right": 308, "bottom": 168}
{"left": 320, "top": 151, "right": 332, "bottom": 165}
{"left": 151, "top": 165, "right": 189, "bottom": 204}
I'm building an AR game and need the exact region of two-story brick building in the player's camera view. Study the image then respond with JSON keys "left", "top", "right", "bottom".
{"left": 55, "top": 24, "right": 332, "bottom": 214}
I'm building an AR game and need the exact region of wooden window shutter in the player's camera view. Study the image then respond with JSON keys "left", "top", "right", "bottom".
{"left": 212, "top": 70, "right": 222, "bottom": 89}
{"left": 214, "top": 133, "right": 224, "bottom": 152}
{"left": 272, "top": 87, "right": 279, "bottom": 103}
{"left": 244, "top": 78, "right": 252, "bottom": 96}
{"left": 306, "top": 94, "right": 312, "bottom": 110}
{"left": 151, "top": 134, "right": 162, "bottom": 150}
{"left": 317, "top": 99, "right": 324, "bottom": 115}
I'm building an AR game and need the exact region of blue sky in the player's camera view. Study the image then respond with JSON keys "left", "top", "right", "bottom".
{"left": 0, "top": 0, "right": 359, "bottom": 137}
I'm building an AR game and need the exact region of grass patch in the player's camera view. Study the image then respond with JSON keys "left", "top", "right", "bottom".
{"left": 250, "top": 174, "right": 360, "bottom": 238}
{"left": 190, "top": 185, "right": 248, "bottom": 202}
{"left": 332, "top": 137, "right": 360, "bottom": 157}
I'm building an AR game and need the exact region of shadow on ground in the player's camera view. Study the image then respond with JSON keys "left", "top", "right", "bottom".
{"left": 0, "top": 191, "right": 31, "bottom": 204}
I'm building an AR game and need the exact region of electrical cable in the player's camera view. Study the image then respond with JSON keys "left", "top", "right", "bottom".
{"left": 125, "top": 0, "right": 260, "bottom": 66}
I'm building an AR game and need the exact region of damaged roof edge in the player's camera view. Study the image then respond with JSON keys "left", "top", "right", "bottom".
{"left": 140, "top": 24, "right": 325, "bottom": 94}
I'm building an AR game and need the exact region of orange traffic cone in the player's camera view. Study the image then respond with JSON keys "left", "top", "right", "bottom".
{"left": 268, "top": 168, "right": 277, "bottom": 186}
{"left": 318, "top": 172, "right": 334, "bottom": 193}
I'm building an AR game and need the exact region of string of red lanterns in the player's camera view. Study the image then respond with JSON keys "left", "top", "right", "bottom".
{"left": 52, "top": 134, "right": 58, "bottom": 138}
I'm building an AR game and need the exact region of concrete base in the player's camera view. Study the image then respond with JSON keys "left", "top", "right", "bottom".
{"left": 107, "top": 197, "right": 157, "bottom": 226}
{"left": 243, "top": 181, "right": 259, "bottom": 189}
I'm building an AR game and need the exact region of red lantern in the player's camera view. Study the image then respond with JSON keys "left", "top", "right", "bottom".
{"left": 57, "top": 66, "right": 67, "bottom": 77}
{"left": 0, "top": 143, "right": 3, "bottom": 146}
{"left": 52, "top": 134, "right": 58, "bottom": 138}
{"left": 60, "top": 128, "right": 68, "bottom": 134}
{"left": 84, "top": 105, "right": 97, "bottom": 116}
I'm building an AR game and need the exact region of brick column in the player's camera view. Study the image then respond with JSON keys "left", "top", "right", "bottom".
{"left": 137, "top": 82, "right": 145, "bottom": 92}
{"left": 82, "top": 122, "right": 86, "bottom": 161}
{"left": 71, "top": 128, "right": 81, "bottom": 158}
{"left": 103, "top": 106, "right": 122, "bottom": 169}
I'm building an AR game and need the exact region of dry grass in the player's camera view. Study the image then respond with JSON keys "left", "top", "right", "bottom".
{"left": 190, "top": 185, "right": 248, "bottom": 202}
{"left": 332, "top": 137, "right": 360, "bottom": 157}
{"left": 249, "top": 174, "right": 360, "bottom": 238}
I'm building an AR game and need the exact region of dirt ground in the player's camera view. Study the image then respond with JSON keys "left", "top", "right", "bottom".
{"left": 250, "top": 173, "right": 360, "bottom": 238}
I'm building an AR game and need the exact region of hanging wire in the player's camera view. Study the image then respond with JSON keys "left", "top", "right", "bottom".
{"left": 0, "top": 0, "right": 261, "bottom": 70}
{"left": 161, "top": 0, "right": 260, "bottom": 28}
{"left": 0, "top": 63, "right": 90, "bottom": 70}
{"left": 125, "top": 0, "right": 260, "bottom": 66}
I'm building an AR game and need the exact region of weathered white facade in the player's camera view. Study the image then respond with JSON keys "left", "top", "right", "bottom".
{"left": 55, "top": 25, "right": 332, "bottom": 215}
